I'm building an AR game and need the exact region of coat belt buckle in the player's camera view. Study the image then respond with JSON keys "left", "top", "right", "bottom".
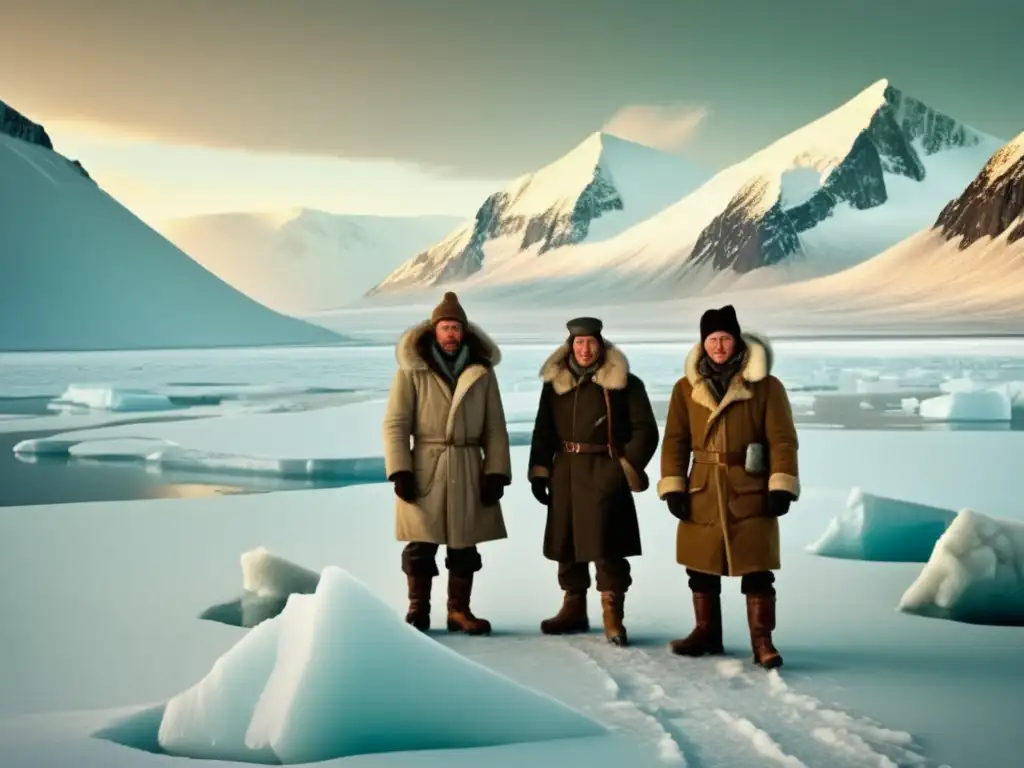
{"left": 565, "top": 441, "right": 581, "bottom": 453}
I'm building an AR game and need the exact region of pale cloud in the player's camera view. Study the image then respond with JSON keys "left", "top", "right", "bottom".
{"left": 602, "top": 103, "right": 710, "bottom": 152}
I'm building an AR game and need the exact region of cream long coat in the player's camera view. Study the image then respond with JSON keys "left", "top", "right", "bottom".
{"left": 382, "top": 320, "right": 512, "bottom": 548}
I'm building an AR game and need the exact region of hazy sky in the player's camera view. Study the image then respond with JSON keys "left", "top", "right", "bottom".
{"left": 4, "top": 0, "right": 1024, "bottom": 225}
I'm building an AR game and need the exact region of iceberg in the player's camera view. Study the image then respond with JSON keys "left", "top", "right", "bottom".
{"left": 201, "top": 547, "right": 319, "bottom": 628}
{"left": 49, "top": 385, "right": 179, "bottom": 412}
{"left": 898, "top": 509, "right": 1024, "bottom": 626}
{"left": 806, "top": 487, "right": 957, "bottom": 562}
{"left": 130, "top": 567, "right": 604, "bottom": 764}
{"left": 919, "top": 390, "right": 1011, "bottom": 421}
{"left": 241, "top": 546, "right": 319, "bottom": 598}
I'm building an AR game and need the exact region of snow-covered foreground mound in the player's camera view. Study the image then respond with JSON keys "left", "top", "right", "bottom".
{"left": 807, "top": 488, "right": 957, "bottom": 562}
{"left": 899, "top": 509, "right": 1024, "bottom": 626}
{"left": 11, "top": 393, "right": 543, "bottom": 480}
{"left": 103, "top": 566, "right": 604, "bottom": 764}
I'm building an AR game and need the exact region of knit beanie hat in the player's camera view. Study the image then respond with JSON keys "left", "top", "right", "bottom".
{"left": 430, "top": 291, "right": 468, "bottom": 326}
{"left": 699, "top": 305, "right": 742, "bottom": 344}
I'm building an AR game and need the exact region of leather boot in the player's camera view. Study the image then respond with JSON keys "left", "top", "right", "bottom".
{"left": 600, "top": 591, "right": 628, "bottom": 647}
{"left": 746, "top": 593, "right": 783, "bottom": 669}
{"left": 540, "top": 591, "right": 589, "bottom": 634}
{"left": 405, "top": 573, "right": 432, "bottom": 632}
{"left": 446, "top": 573, "right": 491, "bottom": 635}
{"left": 668, "top": 592, "right": 724, "bottom": 656}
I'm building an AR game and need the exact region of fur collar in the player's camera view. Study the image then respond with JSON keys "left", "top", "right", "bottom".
{"left": 682, "top": 331, "right": 775, "bottom": 436}
{"left": 684, "top": 331, "right": 773, "bottom": 387}
{"left": 395, "top": 320, "right": 501, "bottom": 372}
{"left": 539, "top": 342, "right": 629, "bottom": 396}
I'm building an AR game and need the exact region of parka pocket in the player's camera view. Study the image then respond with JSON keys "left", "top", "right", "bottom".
{"left": 413, "top": 447, "right": 443, "bottom": 499}
{"left": 726, "top": 466, "right": 768, "bottom": 519}
{"left": 685, "top": 463, "right": 718, "bottom": 526}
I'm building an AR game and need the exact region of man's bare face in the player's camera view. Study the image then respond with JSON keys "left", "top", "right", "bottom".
{"left": 572, "top": 336, "right": 600, "bottom": 367}
{"left": 434, "top": 320, "right": 463, "bottom": 353}
{"left": 704, "top": 331, "right": 735, "bottom": 364}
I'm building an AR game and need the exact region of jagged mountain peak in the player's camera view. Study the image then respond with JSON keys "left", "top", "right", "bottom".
{"left": 982, "top": 130, "right": 1024, "bottom": 183}
{"left": 671, "top": 78, "right": 1000, "bottom": 278}
{"left": 934, "top": 129, "right": 1024, "bottom": 249}
{"left": 0, "top": 99, "right": 54, "bottom": 149}
{"left": 0, "top": 98, "right": 92, "bottom": 180}
{"left": 368, "top": 128, "right": 709, "bottom": 295}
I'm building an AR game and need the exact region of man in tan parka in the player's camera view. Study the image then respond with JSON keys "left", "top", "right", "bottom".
{"left": 658, "top": 305, "right": 799, "bottom": 669}
{"left": 383, "top": 292, "right": 512, "bottom": 636}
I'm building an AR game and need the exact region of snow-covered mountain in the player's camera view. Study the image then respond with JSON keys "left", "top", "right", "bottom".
{"left": 727, "top": 129, "right": 1024, "bottom": 333}
{"left": 367, "top": 79, "right": 1002, "bottom": 306}
{"left": 299, "top": 128, "right": 1024, "bottom": 342}
{"left": 0, "top": 102, "right": 342, "bottom": 352}
{"left": 0, "top": 101, "right": 91, "bottom": 179}
{"left": 367, "top": 132, "right": 710, "bottom": 295}
{"left": 161, "top": 209, "right": 460, "bottom": 314}
{"left": 934, "top": 131, "right": 1024, "bottom": 247}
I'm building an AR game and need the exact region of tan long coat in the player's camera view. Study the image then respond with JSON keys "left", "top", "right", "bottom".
{"left": 382, "top": 320, "right": 512, "bottom": 549}
{"left": 658, "top": 332, "right": 799, "bottom": 576}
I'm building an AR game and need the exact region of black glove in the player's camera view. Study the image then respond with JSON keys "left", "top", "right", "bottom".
{"left": 530, "top": 478, "right": 550, "bottom": 506}
{"left": 665, "top": 492, "right": 690, "bottom": 521}
{"left": 480, "top": 474, "right": 507, "bottom": 506}
{"left": 390, "top": 470, "right": 416, "bottom": 502}
{"left": 766, "top": 490, "right": 794, "bottom": 517}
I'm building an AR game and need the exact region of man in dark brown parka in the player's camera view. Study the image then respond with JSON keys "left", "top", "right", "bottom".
{"left": 528, "top": 317, "right": 659, "bottom": 647}
{"left": 659, "top": 305, "right": 799, "bottom": 669}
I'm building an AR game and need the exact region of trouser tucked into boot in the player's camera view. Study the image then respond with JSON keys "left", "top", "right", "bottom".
{"left": 669, "top": 569, "right": 777, "bottom": 659}
{"left": 541, "top": 558, "right": 631, "bottom": 638}
{"left": 401, "top": 542, "right": 484, "bottom": 633}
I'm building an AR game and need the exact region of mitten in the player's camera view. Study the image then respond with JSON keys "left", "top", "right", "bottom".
{"left": 665, "top": 491, "right": 690, "bottom": 521}
{"left": 530, "top": 478, "right": 550, "bottom": 506}
{"left": 391, "top": 470, "right": 416, "bottom": 502}
{"left": 766, "top": 490, "right": 793, "bottom": 517}
{"left": 480, "top": 473, "right": 507, "bottom": 506}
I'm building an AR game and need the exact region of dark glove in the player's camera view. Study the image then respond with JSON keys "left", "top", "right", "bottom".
{"left": 530, "top": 477, "right": 550, "bottom": 506}
{"left": 766, "top": 490, "right": 794, "bottom": 517}
{"left": 480, "top": 474, "right": 507, "bottom": 506}
{"left": 665, "top": 491, "right": 690, "bottom": 521}
{"left": 390, "top": 470, "right": 416, "bottom": 503}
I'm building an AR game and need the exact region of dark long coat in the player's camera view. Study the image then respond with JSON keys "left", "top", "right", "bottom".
{"left": 658, "top": 332, "right": 800, "bottom": 576}
{"left": 528, "top": 342, "right": 659, "bottom": 562}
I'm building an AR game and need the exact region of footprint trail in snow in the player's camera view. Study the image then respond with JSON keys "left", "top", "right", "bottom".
{"left": 564, "top": 637, "right": 935, "bottom": 768}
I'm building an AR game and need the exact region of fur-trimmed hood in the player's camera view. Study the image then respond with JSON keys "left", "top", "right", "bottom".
{"left": 395, "top": 319, "right": 502, "bottom": 372}
{"left": 684, "top": 331, "right": 774, "bottom": 386}
{"left": 539, "top": 341, "right": 630, "bottom": 396}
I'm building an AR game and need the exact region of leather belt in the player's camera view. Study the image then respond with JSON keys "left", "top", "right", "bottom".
{"left": 416, "top": 437, "right": 481, "bottom": 447}
{"left": 692, "top": 449, "right": 745, "bottom": 466}
{"left": 562, "top": 441, "right": 612, "bottom": 455}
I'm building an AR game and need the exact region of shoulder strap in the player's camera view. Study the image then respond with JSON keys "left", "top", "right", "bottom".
{"left": 603, "top": 386, "right": 617, "bottom": 458}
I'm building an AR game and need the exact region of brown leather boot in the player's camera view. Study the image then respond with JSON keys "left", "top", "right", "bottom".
{"left": 600, "top": 591, "right": 628, "bottom": 647}
{"left": 746, "top": 593, "right": 783, "bottom": 669}
{"left": 540, "top": 591, "right": 589, "bottom": 634}
{"left": 668, "top": 592, "right": 724, "bottom": 656}
{"left": 405, "top": 573, "right": 432, "bottom": 632}
{"left": 446, "top": 573, "right": 491, "bottom": 635}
